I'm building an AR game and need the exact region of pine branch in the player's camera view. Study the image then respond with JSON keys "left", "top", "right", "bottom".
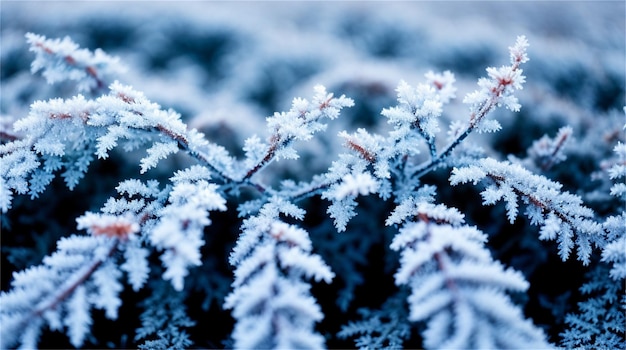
{"left": 25, "top": 33, "right": 124, "bottom": 94}
{"left": 450, "top": 157, "right": 603, "bottom": 264}
{"left": 240, "top": 85, "right": 354, "bottom": 182}
{"left": 225, "top": 218, "right": 333, "bottom": 349}
{"left": 411, "top": 36, "right": 529, "bottom": 180}
{"left": 0, "top": 214, "right": 138, "bottom": 348}
{"left": 388, "top": 203, "right": 551, "bottom": 349}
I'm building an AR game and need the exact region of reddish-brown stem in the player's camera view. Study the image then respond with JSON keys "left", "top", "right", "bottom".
{"left": 243, "top": 137, "right": 280, "bottom": 181}
{"left": 116, "top": 92, "right": 136, "bottom": 104}
{"left": 435, "top": 251, "right": 459, "bottom": 294}
{"left": 410, "top": 216, "right": 460, "bottom": 296}
{"left": 35, "top": 40, "right": 105, "bottom": 91}
{"left": 346, "top": 139, "right": 376, "bottom": 163}
{"left": 318, "top": 96, "right": 333, "bottom": 110}
{"left": 411, "top": 61, "right": 521, "bottom": 181}
{"left": 541, "top": 131, "right": 571, "bottom": 171}
{"left": 156, "top": 124, "right": 189, "bottom": 146}
{"left": 152, "top": 123, "right": 234, "bottom": 184}
{"left": 486, "top": 173, "right": 586, "bottom": 237}
{"left": 27, "top": 238, "right": 119, "bottom": 321}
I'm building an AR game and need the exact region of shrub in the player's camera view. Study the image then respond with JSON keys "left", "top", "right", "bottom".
{"left": 1, "top": 3, "right": 624, "bottom": 349}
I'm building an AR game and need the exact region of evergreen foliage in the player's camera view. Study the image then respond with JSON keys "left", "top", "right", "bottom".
{"left": 1, "top": 3, "right": 624, "bottom": 349}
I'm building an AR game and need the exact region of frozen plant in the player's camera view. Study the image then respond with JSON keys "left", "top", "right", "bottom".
{"left": 1, "top": 32, "right": 624, "bottom": 350}
{"left": 225, "top": 218, "right": 334, "bottom": 349}
{"left": 388, "top": 203, "right": 549, "bottom": 349}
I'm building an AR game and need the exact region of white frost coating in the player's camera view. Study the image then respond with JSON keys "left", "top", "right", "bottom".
{"left": 331, "top": 172, "right": 380, "bottom": 200}
{"left": 226, "top": 219, "right": 333, "bottom": 349}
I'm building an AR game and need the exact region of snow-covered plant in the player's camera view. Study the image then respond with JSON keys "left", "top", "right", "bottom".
{"left": 225, "top": 216, "right": 334, "bottom": 349}
{"left": 25, "top": 33, "right": 124, "bottom": 93}
{"left": 388, "top": 202, "right": 550, "bottom": 349}
{"left": 559, "top": 138, "right": 626, "bottom": 348}
{"left": 134, "top": 279, "right": 196, "bottom": 349}
{"left": 1, "top": 24, "right": 623, "bottom": 350}
{"left": 0, "top": 215, "right": 136, "bottom": 348}
{"left": 1, "top": 33, "right": 351, "bottom": 349}
{"left": 449, "top": 157, "right": 603, "bottom": 264}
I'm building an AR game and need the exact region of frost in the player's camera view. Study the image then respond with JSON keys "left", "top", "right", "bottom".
{"left": 527, "top": 126, "right": 573, "bottom": 171}
{"left": 258, "top": 84, "right": 354, "bottom": 169}
{"left": 381, "top": 78, "right": 445, "bottom": 157}
{"left": 602, "top": 231, "right": 626, "bottom": 280}
{"left": 387, "top": 200, "right": 465, "bottom": 227}
{"left": 225, "top": 220, "right": 333, "bottom": 349}
{"left": 450, "top": 157, "right": 603, "bottom": 264}
{"left": 338, "top": 293, "right": 411, "bottom": 349}
{"left": 0, "top": 234, "right": 121, "bottom": 349}
{"left": 150, "top": 179, "right": 227, "bottom": 291}
{"left": 561, "top": 265, "right": 625, "bottom": 349}
{"left": 325, "top": 197, "right": 357, "bottom": 232}
{"left": 2, "top": 22, "right": 623, "bottom": 350}
{"left": 91, "top": 260, "right": 123, "bottom": 319}
{"left": 26, "top": 33, "right": 124, "bottom": 92}
{"left": 389, "top": 204, "right": 550, "bottom": 349}
{"left": 135, "top": 281, "right": 195, "bottom": 349}
{"left": 425, "top": 70, "right": 457, "bottom": 103}
{"left": 121, "top": 239, "right": 150, "bottom": 291}
{"left": 331, "top": 172, "right": 380, "bottom": 200}
{"left": 65, "top": 285, "right": 91, "bottom": 348}
{"left": 140, "top": 140, "right": 179, "bottom": 174}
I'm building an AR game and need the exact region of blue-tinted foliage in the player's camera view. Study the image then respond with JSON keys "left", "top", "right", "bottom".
{"left": 1, "top": 3, "right": 624, "bottom": 349}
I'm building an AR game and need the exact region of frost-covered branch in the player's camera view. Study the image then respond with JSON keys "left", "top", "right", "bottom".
{"left": 101, "top": 166, "right": 228, "bottom": 291}
{"left": 388, "top": 202, "right": 551, "bottom": 349}
{"left": 240, "top": 85, "right": 354, "bottom": 182}
{"left": 560, "top": 265, "right": 625, "bottom": 348}
{"left": 1, "top": 166, "right": 227, "bottom": 347}
{"left": 3, "top": 27, "right": 622, "bottom": 350}
{"left": 225, "top": 214, "right": 334, "bottom": 349}
{"left": 26, "top": 33, "right": 124, "bottom": 93}
{"left": 527, "top": 126, "right": 573, "bottom": 171}
{"left": 561, "top": 138, "right": 626, "bottom": 348}
{"left": 149, "top": 167, "right": 227, "bottom": 291}
{"left": 0, "top": 78, "right": 239, "bottom": 213}
{"left": 450, "top": 157, "right": 604, "bottom": 264}
{"left": 135, "top": 280, "right": 195, "bottom": 349}
{"left": 0, "top": 215, "right": 138, "bottom": 348}
{"left": 411, "top": 36, "right": 529, "bottom": 179}
{"left": 338, "top": 292, "right": 411, "bottom": 349}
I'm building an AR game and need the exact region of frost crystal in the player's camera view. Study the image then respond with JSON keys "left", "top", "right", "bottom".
{"left": 450, "top": 157, "right": 602, "bottom": 264}
{"left": 26, "top": 33, "right": 124, "bottom": 92}
{"left": 225, "top": 220, "right": 333, "bottom": 349}
{"left": 390, "top": 204, "right": 550, "bottom": 349}
{"left": 3, "top": 27, "right": 622, "bottom": 350}
{"left": 332, "top": 172, "right": 380, "bottom": 200}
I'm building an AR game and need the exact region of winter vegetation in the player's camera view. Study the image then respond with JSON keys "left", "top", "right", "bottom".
{"left": 1, "top": 2, "right": 624, "bottom": 349}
